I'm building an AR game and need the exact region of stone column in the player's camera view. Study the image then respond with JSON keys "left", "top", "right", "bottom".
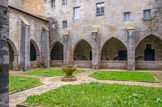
{"left": 127, "top": 22, "right": 135, "bottom": 71}
{"left": 63, "top": 35, "right": 70, "bottom": 65}
{"left": 41, "top": 28, "right": 49, "bottom": 68}
{"left": 0, "top": 0, "right": 9, "bottom": 106}
{"left": 92, "top": 27, "right": 100, "bottom": 69}
{"left": 20, "top": 22, "right": 30, "bottom": 71}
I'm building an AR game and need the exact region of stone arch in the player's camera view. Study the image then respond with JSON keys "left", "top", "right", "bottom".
{"left": 50, "top": 41, "right": 63, "bottom": 60}
{"left": 73, "top": 39, "right": 92, "bottom": 60}
{"left": 7, "top": 40, "right": 18, "bottom": 70}
{"left": 30, "top": 39, "right": 40, "bottom": 61}
{"left": 101, "top": 37, "right": 127, "bottom": 60}
{"left": 135, "top": 34, "right": 162, "bottom": 61}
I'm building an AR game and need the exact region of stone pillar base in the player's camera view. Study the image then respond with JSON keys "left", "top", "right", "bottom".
{"left": 62, "top": 75, "right": 77, "bottom": 82}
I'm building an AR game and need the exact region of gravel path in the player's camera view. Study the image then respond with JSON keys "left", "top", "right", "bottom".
{"left": 9, "top": 69, "right": 162, "bottom": 107}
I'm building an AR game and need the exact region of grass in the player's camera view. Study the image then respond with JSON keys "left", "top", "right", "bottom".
{"left": 25, "top": 68, "right": 84, "bottom": 76}
{"left": 9, "top": 76, "right": 41, "bottom": 92}
{"left": 23, "top": 82, "right": 162, "bottom": 107}
{"left": 89, "top": 71, "right": 156, "bottom": 82}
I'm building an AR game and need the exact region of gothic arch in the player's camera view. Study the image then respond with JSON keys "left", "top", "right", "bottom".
{"left": 7, "top": 40, "right": 18, "bottom": 70}
{"left": 101, "top": 37, "right": 127, "bottom": 60}
{"left": 135, "top": 34, "right": 162, "bottom": 61}
{"left": 73, "top": 39, "right": 92, "bottom": 60}
{"left": 50, "top": 41, "right": 63, "bottom": 60}
{"left": 30, "top": 39, "right": 40, "bottom": 61}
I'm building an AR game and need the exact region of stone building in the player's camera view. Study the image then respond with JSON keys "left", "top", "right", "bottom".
{"left": 8, "top": 0, "right": 49, "bottom": 71}
{"left": 7, "top": 0, "right": 162, "bottom": 71}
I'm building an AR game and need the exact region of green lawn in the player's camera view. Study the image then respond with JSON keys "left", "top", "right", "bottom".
{"left": 9, "top": 76, "right": 41, "bottom": 92}
{"left": 25, "top": 69, "right": 84, "bottom": 76}
{"left": 89, "top": 71, "right": 156, "bottom": 82}
{"left": 23, "top": 82, "right": 162, "bottom": 107}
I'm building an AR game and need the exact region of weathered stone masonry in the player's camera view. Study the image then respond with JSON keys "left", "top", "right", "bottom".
{"left": 7, "top": 0, "right": 162, "bottom": 71}
{"left": 47, "top": 0, "right": 162, "bottom": 70}
{"left": 0, "top": 0, "right": 9, "bottom": 106}
{"left": 8, "top": 6, "right": 49, "bottom": 71}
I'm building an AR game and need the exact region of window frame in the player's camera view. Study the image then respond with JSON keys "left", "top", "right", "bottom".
{"left": 51, "top": 0, "right": 55, "bottom": 8}
{"left": 96, "top": 2, "right": 104, "bottom": 16}
{"left": 62, "top": 20, "right": 67, "bottom": 28}
{"left": 124, "top": 12, "right": 131, "bottom": 22}
{"left": 143, "top": 9, "right": 151, "bottom": 20}
{"left": 62, "top": 0, "right": 67, "bottom": 5}
{"left": 73, "top": 7, "right": 80, "bottom": 19}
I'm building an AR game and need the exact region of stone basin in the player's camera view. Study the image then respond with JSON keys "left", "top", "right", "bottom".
{"left": 61, "top": 64, "right": 77, "bottom": 81}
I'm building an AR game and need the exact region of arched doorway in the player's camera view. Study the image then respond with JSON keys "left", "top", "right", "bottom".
{"left": 30, "top": 40, "right": 40, "bottom": 68}
{"left": 73, "top": 39, "right": 92, "bottom": 68}
{"left": 136, "top": 35, "right": 162, "bottom": 69}
{"left": 50, "top": 41, "right": 63, "bottom": 67}
{"left": 101, "top": 37, "right": 127, "bottom": 69}
{"left": 7, "top": 40, "right": 18, "bottom": 70}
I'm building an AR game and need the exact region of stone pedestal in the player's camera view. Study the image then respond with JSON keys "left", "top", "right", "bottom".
{"left": 127, "top": 22, "right": 135, "bottom": 71}
{"left": 0, "top": 0, "right": 9, "bottom": 106}
{"left": 61, "top": 65, "right": 77, "bottom": 81}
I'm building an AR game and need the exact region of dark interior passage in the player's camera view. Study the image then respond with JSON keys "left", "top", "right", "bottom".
{"left": 7, "top": 42, "right": 14, "bottom": 69}
{"left": 51, "top": 42, "right": 63, "bottom": 60}
{"left": 74, "top": 40, "right": 92, "bottom": 60}
{"left": 136, "top": 35, "right": 162, "bottom": 61}
{"left": 30, "top": 42, "right": 37, "bottom": 61}
{"left": 101, "top": 37, "right": 127, "bottom": 61}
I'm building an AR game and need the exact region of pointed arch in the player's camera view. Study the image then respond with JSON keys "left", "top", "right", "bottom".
{"left": 7, "top": 40, "right": 18, "bottom": 70}
{"left": 101, "top": 37, "right": 127, "bottom": 61}
{"left": 50, "top": 41, "right": 63, "bottom": 60}
{"left": 7, "top": 40, "right": 18, "bottom": 56}
{"left": 135, "top": 34, "right": 162, "bottom": 61}
{"left": 73, "top": 39, "right": 92, "bottom": 60}
{"left": 30, "top": 39, "right": 40, "bottom": 61}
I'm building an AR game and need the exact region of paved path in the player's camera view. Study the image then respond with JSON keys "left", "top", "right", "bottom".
{"left": 9, "top": 69, "right": 162, "bottom": 107}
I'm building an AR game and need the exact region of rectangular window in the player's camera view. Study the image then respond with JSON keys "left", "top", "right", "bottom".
{"left": 74, "top": 7, "right": 80, "bottom": 19}
{"left": 96, "top": 3, "right": 104, "bottom": 16}
{"left": 124, "top": 12, "right": 131, "bottom": 22}
{"left": 51, "top": 0, "right": 55, "bottom": 7}
{"left": 62, "top": 21, "right": 67, "bottom": 28}
{"left": 62, "top": 0, "right": 67, "bottom": 5}
{"left": 144, "top": 9, "right": 151, "bottom": 20}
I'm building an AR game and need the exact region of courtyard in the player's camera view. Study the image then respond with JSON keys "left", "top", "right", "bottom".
{"left": 9, "top": 68, "right": 162, "bottom": 107}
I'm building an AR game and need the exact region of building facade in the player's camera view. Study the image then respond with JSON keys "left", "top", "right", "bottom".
{"left": 8, "top": 0, "right": 162, "bottom": 70}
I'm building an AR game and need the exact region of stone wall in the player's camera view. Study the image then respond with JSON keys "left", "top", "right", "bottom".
{"left": 24, "top": 0, "right": 46, "bottom": 19}
{"left": 0, "top": 0, "right": 9, "bottom": 106}
{"left": 9, "top": 7, "right": 49, "bottom": 70}
{"left": 46, "top": 0, "right": 162, "bottom": 69}
{"left": 8, "top": 0, "right": 24, "bottom": 10}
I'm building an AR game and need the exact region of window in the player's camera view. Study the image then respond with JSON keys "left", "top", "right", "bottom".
{"left": 62, "top": 0, "right": 67, "bottom": 5}
{"left": 144, "top": 9, "right": 151, "bottom": 20}
{"left": 124, "top": 12, "right": 131, "bottom": 22}
{"left": 51, "top": 0, "right": 55, "bottom": 8}
{"left": 96, "top": 3, "right": 104, "bottom": 16}
{"left": 62, "top": 21, "right": 67, "bottom": 28}
{"left": 74, "top": 7, "right": 80, "bottom": 19}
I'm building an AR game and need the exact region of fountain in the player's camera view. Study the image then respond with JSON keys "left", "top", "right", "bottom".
{"left": 61, "top": 64, "right": 77, "bottom": 81}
